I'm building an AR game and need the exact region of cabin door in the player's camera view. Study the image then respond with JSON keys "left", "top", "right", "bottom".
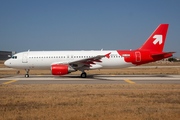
{"left": 135, "top": 51, "right": 141, "bottom": 62}
{"left": 22, "top": 53, "right": 28, "bottom": 63}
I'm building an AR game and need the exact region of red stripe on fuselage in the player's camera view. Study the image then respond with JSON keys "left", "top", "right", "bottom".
{"left": 116, "top": 50, "right": 172, "bottom": 66}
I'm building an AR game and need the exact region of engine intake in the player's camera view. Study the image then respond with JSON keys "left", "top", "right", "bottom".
{"left": 51, "top": 65, "right": 76, "bottom": 75}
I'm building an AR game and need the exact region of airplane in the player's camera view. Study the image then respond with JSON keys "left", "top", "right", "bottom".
{"left": 4, "top": 24, "right": 175, "bottom": 78}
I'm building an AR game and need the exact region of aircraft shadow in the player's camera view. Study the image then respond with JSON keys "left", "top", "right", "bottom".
{"left": 9, "top": 74, "right": 171, "bottom": 81}
{"left": 53, "top": 74, "right": 171, "bottom": 81}
{"left": 56, "top": 74, "right": 170, "bottom": 78}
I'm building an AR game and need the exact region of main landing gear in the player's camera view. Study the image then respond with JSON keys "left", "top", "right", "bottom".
{"left": 81, "top": 72, "right": 87, "bottom": 78}
{"left": 25, "top": 69, "right": 29, "bottom": 78}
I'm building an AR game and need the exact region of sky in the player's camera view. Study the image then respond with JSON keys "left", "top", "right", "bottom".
{"left": 0, "top": 0, "right": 180, "bottom": 57}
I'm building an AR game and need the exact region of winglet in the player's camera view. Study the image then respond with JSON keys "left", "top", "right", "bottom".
{"left": 105, "top": 52, "right": 111, "bottom": 59}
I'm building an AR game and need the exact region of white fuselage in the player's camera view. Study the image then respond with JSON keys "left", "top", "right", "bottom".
{"left": 4, "top": 50, "right": 134, "bottom": 70}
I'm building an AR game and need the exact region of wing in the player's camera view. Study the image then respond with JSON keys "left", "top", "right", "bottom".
{"left": 52, "top": 52, "right": 111, "bottom": 70}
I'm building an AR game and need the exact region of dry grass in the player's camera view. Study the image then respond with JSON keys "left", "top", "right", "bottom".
{"left": 1, "top": 61, "right": 180, "bottom": 119}
{"left": 141, "top": 61, "right": 180, "bottom": 66}
{"left": 0, "top": 84, "right": 180, "bottom": 120}
{"left": 0, "top": 61, "right": 7, "bottom": 68}
{"left": 1, "top": 60, "right": 180, "bottom": 75}
{"left": 0, "top": 67, "right": 180, "bottom": 75}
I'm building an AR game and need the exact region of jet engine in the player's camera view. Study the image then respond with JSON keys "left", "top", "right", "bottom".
{"left": 51, "top": 65, "right": 76, "bottom": 75}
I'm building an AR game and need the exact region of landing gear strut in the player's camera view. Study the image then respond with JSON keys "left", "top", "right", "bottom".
{"left": 25, "top": 69, "right": 29, "bottom": 78}
{"left": 81, "top": 72, "right": 87, "bottom": 78}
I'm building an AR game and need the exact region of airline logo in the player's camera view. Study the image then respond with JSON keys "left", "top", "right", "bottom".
{"left": 153, "top": 35, "right": 162, "bottom": 45}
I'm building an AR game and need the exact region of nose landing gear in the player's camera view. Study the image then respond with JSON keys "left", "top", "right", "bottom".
{"left": 25, "top": 69, "right": 29, "bottom": 78}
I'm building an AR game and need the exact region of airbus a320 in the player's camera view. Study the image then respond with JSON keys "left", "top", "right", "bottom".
{"left": 4, "top": 24, "right": 175, "bottom": 78}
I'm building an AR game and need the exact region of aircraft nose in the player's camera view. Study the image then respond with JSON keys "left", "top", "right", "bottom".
{"left": 4, "top": 60, "right": 10, "bottom": 67}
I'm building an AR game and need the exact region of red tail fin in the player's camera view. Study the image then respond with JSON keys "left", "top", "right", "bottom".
{"left": 138, "top": 24, "right": 169, "bottom": 52}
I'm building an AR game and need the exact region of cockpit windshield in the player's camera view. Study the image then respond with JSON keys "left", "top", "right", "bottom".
{"left": 12, "top": 56, "right": 17, "bottom": 59}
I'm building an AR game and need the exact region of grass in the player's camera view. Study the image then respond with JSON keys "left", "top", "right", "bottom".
{"left": 0, "top": 84, "right": 180, "bottom": 120}
{"left": 1, "top": 67, "right": 180, "bottom": 75}
{"left": 0, "top": 61, "right": 180, "bottom": 75}
{"left": 1, "top": 61, "right": 180, "bottom": 119}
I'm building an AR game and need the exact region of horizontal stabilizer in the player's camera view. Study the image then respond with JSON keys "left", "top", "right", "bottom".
{"left": 151, "top": 52, "right": 176, "bottom": 57}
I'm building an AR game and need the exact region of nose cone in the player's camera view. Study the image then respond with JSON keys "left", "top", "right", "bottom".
{"left": 4, "top": 60, "right": 11, "bottom": 67}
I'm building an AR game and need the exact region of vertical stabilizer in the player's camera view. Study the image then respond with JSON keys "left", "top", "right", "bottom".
{"left": 138, "top": 24, "right": 169, "bottom": 52}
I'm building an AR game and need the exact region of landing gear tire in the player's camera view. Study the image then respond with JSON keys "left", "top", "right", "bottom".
{"left": 25, "top": 74, "right": 29, "bottom": 78}
{"left": 25, "top": 69, "right": 30, "bottom": 78}
{"left": 81, "top": 72, "right": 87, "bottom": 78}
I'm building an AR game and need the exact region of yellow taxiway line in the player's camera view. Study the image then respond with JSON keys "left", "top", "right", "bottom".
{"left": 2, "top": 80, "right": 18, "bottom": 84}
{"left": 124, "top": 79, "right": 135, "bottom": 84}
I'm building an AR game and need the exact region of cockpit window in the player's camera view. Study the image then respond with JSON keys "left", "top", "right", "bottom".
{"left": 12, "top": 56, "right": 17, "bottom": 59}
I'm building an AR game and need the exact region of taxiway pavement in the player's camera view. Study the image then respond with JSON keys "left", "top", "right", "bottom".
{"left": 0, "top": 75, "right": 180, "bottom": 84}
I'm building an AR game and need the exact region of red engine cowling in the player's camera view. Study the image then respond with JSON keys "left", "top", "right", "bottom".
{"left": 51, "top": 65, "right": 76, "bottom": 75}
